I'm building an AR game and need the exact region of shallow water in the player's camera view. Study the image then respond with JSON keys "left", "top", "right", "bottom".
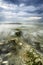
{"left": 0, "top": 23, "right": 43, "bottom": 65}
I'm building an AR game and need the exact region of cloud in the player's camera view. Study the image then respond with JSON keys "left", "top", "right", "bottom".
{"left": 0, "top": 0, "right": 43, "bottom": 23}
{"left": 4, "top": 0, "right": 43, "bottom": 6}
{"left": 24, "top": 17, "right": 42, "bottom": 20}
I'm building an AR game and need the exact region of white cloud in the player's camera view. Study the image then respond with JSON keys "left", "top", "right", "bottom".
{"left": 24, "top": 17, "right": 42, "bottom": 20}
{"left": 19, "top": 5, "right": 36, "bottom": 12}
{"left": 19, "top": 3, "right": 25, "bottom": 7}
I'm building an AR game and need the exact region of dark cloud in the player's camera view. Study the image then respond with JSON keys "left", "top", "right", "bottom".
{"left": 25, "top": 0, "right": 43, "bottom": 6}
{"left": 36, "top": 10, "right": 43, "bottom": 14}
{"left": 3, "top": 0, "right": 43, "bottom": 15}
{"left": 26, "top": 9, "right": 43, "bottom": 15}
{"left": 4, "top": 0, "right": 43, "bottom": 6}
{"left": 4, "top": 0, "right": 19, "bottom": 5}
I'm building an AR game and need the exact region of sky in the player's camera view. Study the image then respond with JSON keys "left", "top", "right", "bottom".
{"left": 0, "top": 0, "right": 43, "bottom": 23}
